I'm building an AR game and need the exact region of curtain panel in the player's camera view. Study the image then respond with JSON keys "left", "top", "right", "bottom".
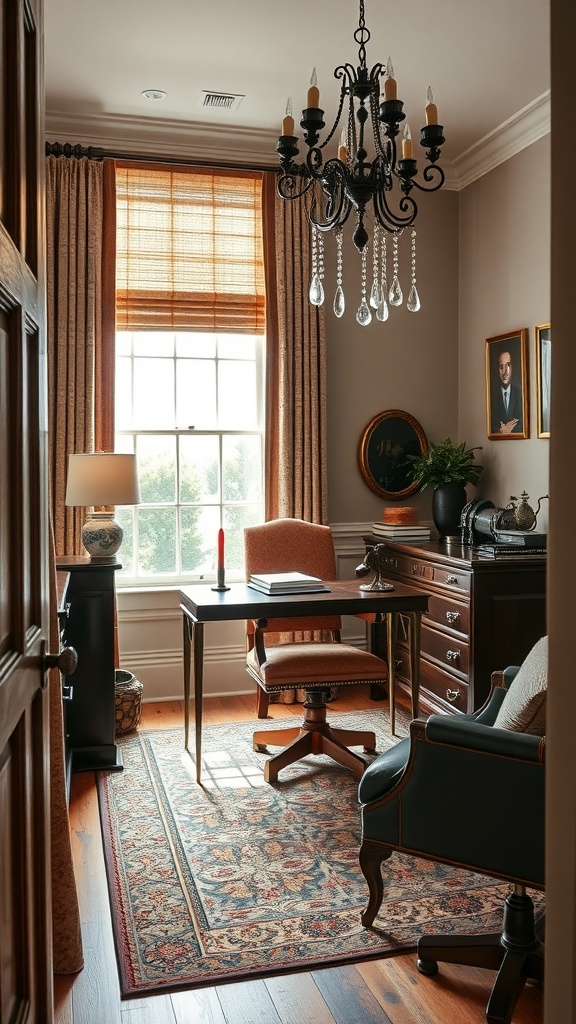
{"left": 46, "top": 154, "right": 116, "bottom": 555}
{"left": 262, "top": 172, "right": 328, "bottom": 526}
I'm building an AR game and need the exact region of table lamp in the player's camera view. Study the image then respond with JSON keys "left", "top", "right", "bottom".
{"left": 65, "top": 452, "right": 141, "bottom": 562}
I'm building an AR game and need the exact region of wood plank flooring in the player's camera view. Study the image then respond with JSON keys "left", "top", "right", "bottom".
{"left": 54, "top": 687, "right": 543, "bottom": 1024}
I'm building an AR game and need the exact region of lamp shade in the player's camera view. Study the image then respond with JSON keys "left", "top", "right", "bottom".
{"left": 65, "top": 453, "right": 141, "bottom": 507}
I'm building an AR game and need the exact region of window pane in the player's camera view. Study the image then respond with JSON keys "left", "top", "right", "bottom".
{"left": 115, "top": 357, "right": 133, "bottom": 431}
{"left": 217, "top": 334, "right": 255, "bottom": 359}
{"left": 181, "top": 506, "right": 220, "bottom": 573}
{"left": 218, "top": 361, "right": 257, "bottom": 429}
{"left": 133, "top": 332, "right": 175, "bottom": 357}
{"left": 115, "top": 507, "right": 134, "bottom": 575}
{"left": 137, "top": 436, "right": 176, "bottom": 503}
{"left": 175, "top": 332, "right": 216, "bottom": 357}
{"left": 116, "top": 331, "right": 132, "bottom": 356}
{"left": 137, "top": 508, "right": 177, "bottom": 575}
{"left": 180, "top": 435, "right": 220, "bottom": 503}
{"left": 133, "top": 359, "right": 175, "bottom": 428}
{"left": 222, "top": 435, "right": 261, "bottom": 502}
{"left": 176, "top": 359, "right": 216, "bottom": 429}
{"left": 223, "top": 505, "right": 261, "bottom": 571}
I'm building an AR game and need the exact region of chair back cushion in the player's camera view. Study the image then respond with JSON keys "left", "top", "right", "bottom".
{"left": 493, "top": 636, "right": 547, "bottom": 735}
{"left": 244, "top": 518, "right": 341, "bottom": 632}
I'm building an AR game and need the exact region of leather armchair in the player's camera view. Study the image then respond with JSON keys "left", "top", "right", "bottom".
{"left": 358, "top": 667, "right": 545, "bottom": 1024}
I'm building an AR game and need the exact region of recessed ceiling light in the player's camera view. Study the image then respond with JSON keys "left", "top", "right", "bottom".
{"left": 142, "top": 89, "right": 167, "bottom": 101}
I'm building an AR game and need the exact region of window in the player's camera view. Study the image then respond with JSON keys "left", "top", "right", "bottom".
{"left": 113, "top": 164, "right": 265, "bottom": 585}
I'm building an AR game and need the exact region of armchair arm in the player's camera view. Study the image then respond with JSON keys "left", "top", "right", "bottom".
{"left": 425, "top": 715, "right": 545, "bottom": 763}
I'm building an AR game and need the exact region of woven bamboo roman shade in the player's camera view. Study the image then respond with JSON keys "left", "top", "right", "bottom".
{"left": 116, "top": 164, "right": 265, "bottom": 333}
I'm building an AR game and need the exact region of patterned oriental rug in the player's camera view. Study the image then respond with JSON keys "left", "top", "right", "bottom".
{"left": 97, "top": 711, "right": 537, "bottom": 998}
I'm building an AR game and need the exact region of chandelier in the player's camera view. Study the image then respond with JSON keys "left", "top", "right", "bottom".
{"left": 275, "top": 0, "right": 446, "bottom": 326}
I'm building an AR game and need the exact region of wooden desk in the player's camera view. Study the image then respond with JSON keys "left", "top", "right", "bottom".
{"left": 180, "top": 580, "right": 429, "bottom": 783}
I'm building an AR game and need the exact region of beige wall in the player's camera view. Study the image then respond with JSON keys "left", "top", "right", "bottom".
{"left": 326, "top": 188, "right": 459, "bottom": 526}
{"left": 458, "top": 136, "right": 550, "bottom": 531}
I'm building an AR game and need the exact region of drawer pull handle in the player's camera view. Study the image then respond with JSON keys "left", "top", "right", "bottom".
{"left": 445, "top": 574, "right": 459, "bottom": 585}
{"left": 446, "top": 610, "right": 460, "bottom": 624}
{"left": 446, "top": 688, "right": 460, "bottom": 702}
{"left": 445, "top": 649, "right": 461, "bottom": 662}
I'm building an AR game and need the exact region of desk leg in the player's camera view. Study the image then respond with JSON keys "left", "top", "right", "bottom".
{"left": 408, "top": 611, "right": 422, "bottom": 721}
{"left": 386, "top": 612, "right": 398, "bottom": 736}
{"left": 183, "top": 613, "right": 192, "bottom": 751}
{"left": 193, "top": 621, "right": 204, "bottom": 784}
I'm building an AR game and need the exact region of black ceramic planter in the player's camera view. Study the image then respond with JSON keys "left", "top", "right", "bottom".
{"left": 432, "top": 483, "right": 467, "bottom": 539}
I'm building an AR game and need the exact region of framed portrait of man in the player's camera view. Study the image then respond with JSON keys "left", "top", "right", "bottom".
{"left": 485, "top": 329, "right": 529, "bottom": 440}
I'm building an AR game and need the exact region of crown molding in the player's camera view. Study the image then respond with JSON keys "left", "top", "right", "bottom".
{"left": 45, "top": 93, "right": 551, "bottom": 188}
{"left": 45, "top": 110, "right": 279, "bottom": 169}
{"left": 451, "top": 91, "right": 551, "bottom": 189}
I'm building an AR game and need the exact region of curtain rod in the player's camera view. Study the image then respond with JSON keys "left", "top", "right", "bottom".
{"left": 45, "top": 141, "right": 274, "bottom": 175}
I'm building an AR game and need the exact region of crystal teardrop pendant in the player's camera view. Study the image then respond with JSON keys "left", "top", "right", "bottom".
{"left": 333, "top": 285, "right": 345, "bottom": 318}
{"left": 356, "top": 301, "right": 372, "bottom": 326}
{"left": 389, "top": 276, "right": 403, "bottom": 306}
{"left": 309, "top": 274, "right": 324, "bottom": 306}
{"left": 369, "top": 279, "right": 381, "bottom": 309}
{"left": 376, "top": 294, "right": 389, "bottom": 322}
{"left": 407, "top": 284, "right": 421, "bottom": 312}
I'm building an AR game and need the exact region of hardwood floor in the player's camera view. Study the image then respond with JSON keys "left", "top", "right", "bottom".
{"left": 54, "top": 687, "right": 543, "bottom": 1024}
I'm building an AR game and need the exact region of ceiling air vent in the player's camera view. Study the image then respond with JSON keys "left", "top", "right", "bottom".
{"left": 200, "top": 90, "right": 244, "bottom": 112}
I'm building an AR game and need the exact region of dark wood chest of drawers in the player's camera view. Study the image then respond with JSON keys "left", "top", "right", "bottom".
{"left": 367, "top": 538, "right": 546, "bottom": 715}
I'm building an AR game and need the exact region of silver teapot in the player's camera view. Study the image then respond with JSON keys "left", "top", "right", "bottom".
{"left": 502, "top": 491, "right": 549, "bottom": 532}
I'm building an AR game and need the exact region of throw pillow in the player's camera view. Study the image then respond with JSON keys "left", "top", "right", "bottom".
{"left": 494, "top": 636, "right": 547, "bottom": 735}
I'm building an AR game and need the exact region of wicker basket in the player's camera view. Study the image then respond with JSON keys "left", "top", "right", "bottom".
{"left": 115, "top": 670, "right": 144, "bottom": 736}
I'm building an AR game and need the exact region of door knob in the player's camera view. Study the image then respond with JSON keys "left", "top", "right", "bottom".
{"left": 42, "top": 644, "right": 78, "bottom": 676}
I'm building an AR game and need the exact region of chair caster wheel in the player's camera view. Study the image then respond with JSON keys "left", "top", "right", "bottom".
{"left": 417, "top": 958, "right": 439, "bottom": 976}
{"left": 254, "top": 743, "right": 268, "bottom": 753}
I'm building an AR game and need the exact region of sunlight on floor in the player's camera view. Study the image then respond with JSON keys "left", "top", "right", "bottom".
{"left": 179, "top": 747, "right": 267, "bottom": 789}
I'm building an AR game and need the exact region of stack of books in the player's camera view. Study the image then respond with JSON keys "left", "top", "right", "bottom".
{"left": 247, "top": 571, "right": 329, "bottom": 595}
{"left": 475, "top": 530, "right": 547, "bottom": 559}
{"left": 371, "top": 522, "right": 431, "bottom": 543}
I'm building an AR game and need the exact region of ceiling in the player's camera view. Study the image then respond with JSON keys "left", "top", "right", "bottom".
{"left": 44, "top": 0, "right": 550, "bottom": 173}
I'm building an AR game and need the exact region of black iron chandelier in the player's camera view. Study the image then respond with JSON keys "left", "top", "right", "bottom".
{"left": 275, "top": 0, "right": 446, "bottom": 326}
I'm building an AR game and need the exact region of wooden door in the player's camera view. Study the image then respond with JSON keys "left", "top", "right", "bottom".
{"left": 0, "top": 0, "right": 53, "bottom": 1021}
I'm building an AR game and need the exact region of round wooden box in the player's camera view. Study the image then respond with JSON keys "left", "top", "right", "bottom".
{"left": 115, "top": 670, "right": 144, "bottom": 736}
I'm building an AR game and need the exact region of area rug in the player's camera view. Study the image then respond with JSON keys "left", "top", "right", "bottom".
{"left": 97, "top": 710, "right": 538, "bottom": 998}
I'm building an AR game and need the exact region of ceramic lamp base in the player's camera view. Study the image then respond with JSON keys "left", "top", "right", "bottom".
{"left": 82, "top": 511, "right": 123, "bottom": 562}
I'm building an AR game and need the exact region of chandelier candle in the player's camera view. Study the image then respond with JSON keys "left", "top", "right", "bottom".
{"left": 282, "top": 98, "right": 294, "bottom": 136}
{"left": 275, "top": 0, "right": 446, "bottom": 326}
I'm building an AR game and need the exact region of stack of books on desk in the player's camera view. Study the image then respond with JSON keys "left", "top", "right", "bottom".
{"left": 475, "top": 530, "right": 547, "bottom": 559}
{"left": 371, "top": 522, "right": 431, "bottom": 543}
{"left": 247, "top": 571, "right": 329, "bottom": 595}
{"left": 475, "top": 543, "right": 547, "bottom": 559}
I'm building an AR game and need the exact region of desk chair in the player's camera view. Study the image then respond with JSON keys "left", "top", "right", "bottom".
{"left": 358, "top": 637, "right": 547, "bottom": 1024}
{"left": 244, "top": 518, "right": 388, "bottom": 783}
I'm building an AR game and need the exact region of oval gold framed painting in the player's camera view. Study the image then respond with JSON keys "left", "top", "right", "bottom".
{"left": 358, "top": 409, "right": 429, "bottom": 500}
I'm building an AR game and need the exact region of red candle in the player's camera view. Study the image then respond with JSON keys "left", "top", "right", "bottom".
{"left": 217, "top": 528, "right": 225, "bottom": 569}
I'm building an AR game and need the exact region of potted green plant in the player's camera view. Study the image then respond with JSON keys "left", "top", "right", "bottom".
{"left": 405, "top": 438, "right": 483, "bottom": 539}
